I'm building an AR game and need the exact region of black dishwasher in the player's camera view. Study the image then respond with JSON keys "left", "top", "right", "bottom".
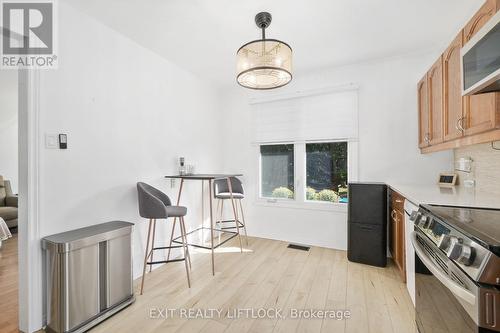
{"left": 347, "top": 182, "right": 387, "bottom": 267}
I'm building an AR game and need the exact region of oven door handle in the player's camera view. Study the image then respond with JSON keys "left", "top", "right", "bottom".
{"left": 411, "top": 232, "right": 476, "bottom": 305}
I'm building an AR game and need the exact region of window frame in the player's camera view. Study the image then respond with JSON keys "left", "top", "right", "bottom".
{"left": 256, "top": 139, "right": 358, "bottom": 212}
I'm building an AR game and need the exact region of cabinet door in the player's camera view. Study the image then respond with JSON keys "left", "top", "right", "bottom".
{"left": 390, "top": 209, "right": 398, "bottom": 262}
{"left": 428, "top": 58, "right": 444, "bottom": 145}
{"left": 390, "top": 191, "right": 406, "bottom": 282}
{"left": 463, "top": 0, "right": 500, "bottom": 136}
{"left": 464, "top": 94, "right": 498, "bottom": 136}
{"left": 443, "top": 32, "right": 464, "bottom": 141}
{"left": 418, "top": 75, "right": 430, "bottom": 148}
{"left": 463, "top": 0, "right": 498, "bottom": 43}
{"left": 390, "top": 209, "right": 405, "bottom": 282}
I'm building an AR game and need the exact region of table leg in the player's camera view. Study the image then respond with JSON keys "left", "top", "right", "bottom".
{"left": 227, "top": 178, "right": 243, "bottom": 253}
{"left": 218, "top": 199, "right": 223, "bottom": 244}
{"left": 209, "top": 179, "right": 215, "bottom": 275}
{"left": 167, "top": 178, "right": 184, "bottom": 261}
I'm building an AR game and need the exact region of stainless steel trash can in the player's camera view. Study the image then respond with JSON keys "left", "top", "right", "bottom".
{"left": 42, "top": 221, "right": 135, "bottom": 333}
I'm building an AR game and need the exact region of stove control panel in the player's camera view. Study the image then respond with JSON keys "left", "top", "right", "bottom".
{"left": 415, "top": 208, "right": 490, "bottom": 282}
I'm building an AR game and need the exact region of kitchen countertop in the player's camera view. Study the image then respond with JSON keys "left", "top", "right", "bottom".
{"left": 388, "top": 183, "right": 500, "bottom": 210}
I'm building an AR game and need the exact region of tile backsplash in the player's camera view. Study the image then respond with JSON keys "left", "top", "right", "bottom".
{"left": 454, "top": 142, "right": 500, "bottom": 194}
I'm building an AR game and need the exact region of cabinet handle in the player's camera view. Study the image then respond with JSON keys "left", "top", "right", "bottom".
{"left": 424, "top": 133, "right": 430, "bottom": 144}
{"left": 391, "top": 210, "right": 397, "bottom": 220}
{"left": 458, "top": 117, "right": 466, "bottom": 132}
{"left": 395, "top": 199, "right": 403, "bottom": 203}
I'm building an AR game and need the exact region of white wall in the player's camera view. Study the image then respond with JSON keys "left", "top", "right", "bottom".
{"left": 38, "top": 1, "right": 223, "bottom": 276}
{"left": 28, "top": 3, "right": 223, "bottom": 330}
{"left": 219, "top": 53, "right": 453, "bottom": 250}
{"left": 0, "top": 70, "right": 18, "bottom": 192}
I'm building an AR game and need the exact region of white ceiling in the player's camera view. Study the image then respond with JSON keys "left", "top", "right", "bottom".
{"left": 66, "top": 0, "right": 482, "bottom": 87}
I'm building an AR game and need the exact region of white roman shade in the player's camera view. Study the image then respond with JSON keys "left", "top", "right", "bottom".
{"left": 251, "top": 88, "right": 358, "bottom": 143}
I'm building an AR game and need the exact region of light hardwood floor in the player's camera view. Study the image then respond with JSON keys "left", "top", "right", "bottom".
{"left": 0, "top": 233, "right": 18, "bottom": 333}
{"left": 90, "top": 236, "right": 416, "bottom": 333}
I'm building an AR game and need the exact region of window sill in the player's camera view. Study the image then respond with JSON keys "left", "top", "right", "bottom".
{"left": 254, "top": 198, "right": 348, "bottom": 213}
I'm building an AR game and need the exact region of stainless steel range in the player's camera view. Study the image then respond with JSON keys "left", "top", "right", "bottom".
{"left": 411, "top": 204, "right": 500, "bottom": 332}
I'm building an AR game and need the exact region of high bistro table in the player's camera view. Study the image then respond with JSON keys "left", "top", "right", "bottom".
{"left": 164, "top": 174, "right": 243, "bottom": 275}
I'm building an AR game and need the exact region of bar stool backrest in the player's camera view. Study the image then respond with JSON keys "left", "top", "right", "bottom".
{"left": 214, "top": 177, "right": 244, "bottom": 196}
{"left": 137, "top": 182, "right": 172, "bottom": 219}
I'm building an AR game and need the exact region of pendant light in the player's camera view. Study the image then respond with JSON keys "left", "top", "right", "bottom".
{"left": 236, "top": 12, "right": 292, "bottom": 90}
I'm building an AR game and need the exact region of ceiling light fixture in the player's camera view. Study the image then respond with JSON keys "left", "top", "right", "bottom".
{"left": 236, "top": 12, "right": 292, "bottom": 90}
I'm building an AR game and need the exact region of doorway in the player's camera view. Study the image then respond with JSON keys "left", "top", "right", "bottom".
{"left": 0, "top": 69, "right": 19, "bottom": 333}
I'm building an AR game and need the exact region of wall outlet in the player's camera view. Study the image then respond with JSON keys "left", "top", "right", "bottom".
{"left": 455, "top": 157, "right": 473, "bottom": 173}
{"left": 463, "top": 179, "right": 475, "bottom": 187}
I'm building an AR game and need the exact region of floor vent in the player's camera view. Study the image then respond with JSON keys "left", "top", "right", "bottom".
{"left": 287, "top": 244, "right": 310, "bottom": 251}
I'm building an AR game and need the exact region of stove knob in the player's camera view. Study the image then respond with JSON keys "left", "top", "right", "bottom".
{"left": 427, "top": 219, "right": 434, "bottom": 229}
{"left": 409, "top": 211, "right": 419, "bottom": 222}
{"left": 447, "top": 239, "right": 475, "bottom": 266}
{"left": 437, "top": 235, "right": 451, "bottom": 251}
{"left": 458, "top": 246, "right": 474, "bottom": 266}
{"left": 423, "top": 218, "right": 432, "bottom": 229}
{"left": 419, "top": 216, "right": 427, "bottom": 227}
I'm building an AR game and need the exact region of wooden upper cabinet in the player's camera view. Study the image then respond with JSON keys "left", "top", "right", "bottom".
{"left": 428, "top": 57, "right": 444, "bottom": 145}
{"left": 463, "top": 0, "right": 500, "bottom": 137}
{"left": 463, "top": 0, "right": 499, "bottom": 43}
{"left": 419, "top": 0, "right": 500, "bottom": 153}
{"left": 418, "top": 75, "right": 430, "bottom": 148}
{"left": 443, "top": 32, "right": 464, "bottom": 142}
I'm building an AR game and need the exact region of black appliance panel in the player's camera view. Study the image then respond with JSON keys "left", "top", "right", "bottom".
{"left": 348, "top": 223, "right": 386, "bottom": 267}
{"left": 348, "top": 183, "right": 387, "bottom": 225}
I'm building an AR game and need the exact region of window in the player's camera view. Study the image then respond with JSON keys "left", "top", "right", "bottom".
{"left": 306, "top": 142, "right": 348, "bottom": 203}
{"left": 253, "top": 89, "right": 357, "bottom": 208}
{"left": 259, "top": 141, "right": 350, "bottom": 205}
{"left": 260, "top": 144, "right": 294, "bottom": 199}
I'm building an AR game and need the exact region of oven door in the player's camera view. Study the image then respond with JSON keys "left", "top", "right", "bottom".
{"left": 411, "top": 230, "right": 479, "bottom": 333}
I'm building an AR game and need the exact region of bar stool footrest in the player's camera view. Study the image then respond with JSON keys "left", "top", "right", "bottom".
{"left": 152, "top": 245, "right": 183, "bottom": 251}
{"left": 147, "top": 258, "right": 186, "bottom": 265}
{"left": 217, "top": 219, "right": 245, "bottom": 229}
{"left": 171, "top": 227, "right": 238, "bottom": 249}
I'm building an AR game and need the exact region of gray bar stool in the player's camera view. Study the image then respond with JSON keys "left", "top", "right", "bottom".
{"left": 137, "top": 182, "right": 191, "bottom": 294}
{"left": 214, "top": 177, "right": 248, "bottom": 245}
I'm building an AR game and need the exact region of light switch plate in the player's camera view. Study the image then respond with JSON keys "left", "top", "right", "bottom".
{"left": 45, "top": 134, "right": 58, "bottom": 149}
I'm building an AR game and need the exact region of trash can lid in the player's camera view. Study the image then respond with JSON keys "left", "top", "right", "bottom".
{"left": 42, "top": 221, "right": 134, "bottom": 252}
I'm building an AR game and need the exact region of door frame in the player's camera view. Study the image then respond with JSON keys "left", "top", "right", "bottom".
{"left": 4, "top": 25, "right": 44, "bottom": 333}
